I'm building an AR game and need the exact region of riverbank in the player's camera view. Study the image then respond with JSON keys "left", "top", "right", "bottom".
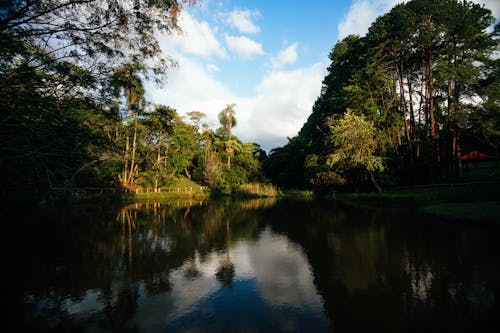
{"left": 336, "top": 183, "right": 500, "bottom": 226}
{"left": 122, "top": 179, "right": 209, "bottom": 202}
{"left": 124, "top": 179, "right": 286, "bottom": 200}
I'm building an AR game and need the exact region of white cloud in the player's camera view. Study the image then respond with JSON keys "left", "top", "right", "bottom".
{"left": 206, "top": 63, "right": 220, "bottom": 73}
{"left": 247, "top": 230, "right": 323, "bottom": 308}
{"left": 271, "top": 43, "right": 299, "bottom": 69}
{"left": 148, "top": 8, "right": 324, "bottom": 151}
{"left": 166, "top": 11, "right": 226, "bottom": 59}
{"left": 236, "top": 63, "right": 326, "bottom": 150}
{"left": 225, "top": 9, "right": 262, "bottom": 34}
{"left": 145, "top": 55, "right": 234, "bottom": 129}
{"left": 147, "top": 54, "right": 325, "bottom": 151}
{"left": 224, "top": 34, "right": 265, "bottom": 60}
{"left": 338, "top": 0, "right": 402, "bottom": 40}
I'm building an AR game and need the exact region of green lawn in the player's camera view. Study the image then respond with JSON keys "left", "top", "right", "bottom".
{"left": 418, "top": 201, "right": 500, "bottom": 225}
{"left": 336, "top": 183, "right": 500, "bottom": 226}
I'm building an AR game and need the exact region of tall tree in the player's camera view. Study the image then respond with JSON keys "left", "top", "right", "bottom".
{"left": 435, "top": 0, "right": 496, "bottom": 182}
{"left": 111, "top": 63, "right": 146, "bottom": 186}
{"left": 218, "top": 104, "right": 238, "bottom": 168}
{"left": 142, "top": 105, "right": 176, "bottom": 191}
{"left": 0, "top": 0, "right": 192, "bottom": 85}
{"left": 266, "top": 0, "right": 498, "bottom": 190}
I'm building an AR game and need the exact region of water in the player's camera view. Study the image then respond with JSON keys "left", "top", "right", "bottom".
{"left": 4, "top": 198, "right": 500, "bottom": 332}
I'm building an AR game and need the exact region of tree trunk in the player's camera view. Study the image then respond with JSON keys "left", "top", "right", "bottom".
{"left": 369, "top": 170, "right": 382, "bottom": 193}
{"left": 427, "top": 47, "right": 437, "bottom": 183}
{"left": 154, "top": 132, "right": 162, "bottom": 192}
{"left": 406, "top": 70, "right": 416, "bottom": 141}
{"left": 453, "top": 80, "right": 462, "bottom": 183}
{"left": 396, "top": 62, "right": 416, "bottom": 185}
{"left": 447, "top": 78, "right": 453, "bottom": 182}
{"left": 128, "top": 112, "right": 138, "bottom": 184}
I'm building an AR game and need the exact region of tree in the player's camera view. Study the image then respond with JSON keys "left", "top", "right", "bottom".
{"left": 0, "top": 0, "right": 196, "bottom": 200}
{"left": 165, "top": 116, "right": 199, "bottom": 180}
{"left": 142, "top": 105, "right": 176, "bottom": 191}
{"left": 0, "top": 0, "right": 192, "bottom": 86}
{"left": 218, "top": 104, "right": 238, "bottom": 168}
{"left": 203, "top": 149, "right": 224, "bottom": 188}
{"left": 111, "top": 63, "right": 146, "bottom": 186}
{"left": 266, "top": 0, "right": 498, "bottom": 190}
{"left": 327, "top": 110, "right": 384, "bottom": 192}
{"left": 186, "top": 111, "right": 207, "bottom": 130}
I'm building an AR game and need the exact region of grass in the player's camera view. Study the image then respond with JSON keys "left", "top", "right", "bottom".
{"left": 233, "top": 183, "right": 279, "bottom": 198}
{"left": 124, "top": 178, "right": 208, "bottom": 201}
{"left": 418, "top": 202, "right": 500, "bottom": 225}
{"left": 336, "top": 183, "right": 500, "bottom": 226}
{"left": 280, "top": 189, "right": 315, "bottom": 200}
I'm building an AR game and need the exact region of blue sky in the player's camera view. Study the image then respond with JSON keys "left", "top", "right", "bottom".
{"left": 146, "top": 0, "right": 499, "bottom": 151}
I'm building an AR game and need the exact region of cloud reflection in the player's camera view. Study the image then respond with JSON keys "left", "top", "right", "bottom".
{"left": 244, "top": 228, "right": 323, "bottom": 309}
{"left": 125, "top": 226, "right": 326, "bottom": 331}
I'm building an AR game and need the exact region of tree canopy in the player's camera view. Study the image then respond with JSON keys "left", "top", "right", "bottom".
{"left": 264, "top": 0, "right": 499, "bottom": 191}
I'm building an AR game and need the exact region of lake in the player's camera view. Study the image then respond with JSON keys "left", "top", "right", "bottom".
{"left": 4, "top": 198, "right": 500, "bottom": 332}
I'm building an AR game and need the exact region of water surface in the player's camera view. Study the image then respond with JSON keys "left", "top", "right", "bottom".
{"left": 4, "top": 199, "right": 500, "bottom": 332}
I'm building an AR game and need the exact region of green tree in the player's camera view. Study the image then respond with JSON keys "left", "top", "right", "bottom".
{"left": 164, "top": 116, "right": 200, "bottom": 181}
{"left": 218, "top": 104, "right": 238, "bottom": 168}
{"left": 266, "top": 0, "right": 498, "bottom": 190}
{"left": 0, "top": 0, "right": 190, "bottom": 85}
{"left": 142, "top": 105, "right": 176, "bottom": 191}
{"left": 203, "top": 149, "right": 224, "bottom": 188}
{"left": 111, "top": 63, "right": 146, "bottom": 186}
{"left": 327, "top": 110, "right": 384, "bottom": 192}
{"left": 0, "top": 0, "right": 194, "bottom": 200}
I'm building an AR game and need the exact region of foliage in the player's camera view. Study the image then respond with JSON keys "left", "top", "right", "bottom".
{"left": 0, "top": 0, "right": 191, "bottom": 85}
{"left": 264, "top": 0, "right": 499, "bottom": 191}
{"left": 233, "top": 183, "right": 279, "bottom": 198}
{"left": 0, "top": 0, "right": 197, "bottom": 201}
{"left": 327, "top": 111, "right": 384, "bottom": 173}
{"left": 0, "top": 0, "right": 268, "bottom": 201}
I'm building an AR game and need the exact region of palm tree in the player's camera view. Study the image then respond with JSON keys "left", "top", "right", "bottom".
{"left": 218, "top": 104, "right": 237, "bottom": 168}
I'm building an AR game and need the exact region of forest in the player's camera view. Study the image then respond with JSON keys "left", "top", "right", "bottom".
{"left": 1, "top": 0, "right": 499, "bottom": 202}
{"left": 0, "top": 0, "right": 266, "bottom": 202}
{"left": 264, "top": 0, "right": 499, "bottom": 192}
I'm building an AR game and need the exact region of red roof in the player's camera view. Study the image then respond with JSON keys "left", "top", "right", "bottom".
{"left": 459, "top": 150, "right": 495, "bottom": 161}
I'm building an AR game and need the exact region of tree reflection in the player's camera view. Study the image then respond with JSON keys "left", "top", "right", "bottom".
{"left": 268, "top": 200, "right": 500, "bottom": 332}
{"left": 7, "top": 198, "right": 267, "bottom": 331}
{"left": 216, "top": 219, "right": 235, "bottom": 288}
{"left": 9, "top": 198, "right": 499, "bottom": 332}
{"left": 100, "top": 283, "right": 138, "bottom": 332}
{"left": 183, "top": 256, "right": 202, "bottom": 280}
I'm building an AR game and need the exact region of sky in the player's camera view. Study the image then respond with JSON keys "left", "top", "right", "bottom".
{"left": 146, "top": 0, "right": 499, "bottom": 152}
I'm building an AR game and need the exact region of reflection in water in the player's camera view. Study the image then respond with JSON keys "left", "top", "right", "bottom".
{"left": 4, "top": 199, "right": 500, "bottom": 332}
{"left": 215, "top": 219, "right": 235, "bottom": 288}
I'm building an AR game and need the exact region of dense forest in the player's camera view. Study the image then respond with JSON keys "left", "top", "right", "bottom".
{"left": 1, "top": 0, "right": 499, "bottom": 202}
{"left": 264, "top": 0, "right": 499, "bottom": 192}
{"left": 0, "top": 0, "right": 266, "bottom": 201}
